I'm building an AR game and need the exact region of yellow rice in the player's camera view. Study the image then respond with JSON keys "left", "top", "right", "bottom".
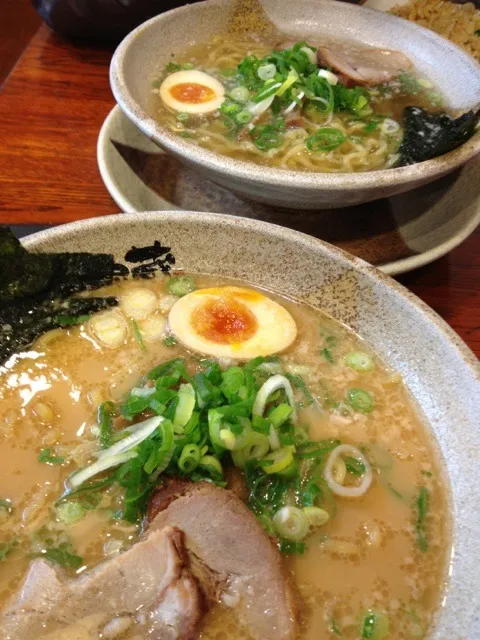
{"left": 390, "top": 0, "right": 480, "bottom": 61}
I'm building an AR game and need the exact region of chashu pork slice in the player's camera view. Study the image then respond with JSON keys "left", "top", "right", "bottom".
{"left": 148, "top": 479, "right": 297, "bottom": 640}
{"left": 1, "top": 526, "right": 205, "bottom": 640}
{"left": 317, "top": 43, "right": 412, "bottom": 85}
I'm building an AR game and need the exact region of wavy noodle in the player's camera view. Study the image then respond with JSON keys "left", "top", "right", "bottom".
{"left": 152, "top": 35, "right": 402, "bottom": 173}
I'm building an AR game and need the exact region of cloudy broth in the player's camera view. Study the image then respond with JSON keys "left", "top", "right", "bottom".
{"left": 0, "top": 275, "right": 450, "bottom": 639}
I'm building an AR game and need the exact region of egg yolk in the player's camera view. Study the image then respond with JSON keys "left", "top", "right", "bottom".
{"left": 191, "top": 296, "right": 258, "bottom": 344}
{"left": 169, "top": 83, "right": 216, "bottom": 104}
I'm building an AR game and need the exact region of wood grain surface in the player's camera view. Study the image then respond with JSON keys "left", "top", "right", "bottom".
{"left": 0, "top": 24, "right": 478, "bottom": 357}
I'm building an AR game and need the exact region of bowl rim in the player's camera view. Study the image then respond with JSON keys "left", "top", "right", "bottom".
{"left": 21, "top": 210, "right": 480, "bottom": 378}
{"left": 109, "top": 0, "right": 480, "bottom": 192}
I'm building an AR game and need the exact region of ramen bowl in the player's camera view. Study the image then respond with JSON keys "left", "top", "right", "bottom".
{"left": 109, "top": 0, "right": 480, "bottom": 209}
{"left": 23, "top": 211, "right": 480, "bottom": 636}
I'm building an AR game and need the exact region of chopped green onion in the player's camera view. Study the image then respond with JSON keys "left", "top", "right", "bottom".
{"left": 321, "top": 347, "right": 334, "bottom": 363}
{"left": 231, "top": 432, "right": 270, "bottom": 468}
{"left": 98, "top": 401, "right": 115, "bottom": 450}
{"left": 0, "top": 539, "right": 17, "bottom": 562}
{"left": 258, "top": 63, "right": 277, "bottom": 81}
{"left": 330, "top": 617, "right": 344, "bottom": 636}
{"left": 252, "top": 81, "right": 282, "bottom": 103}
{"left": 178, "top": 444, "right": 201, "bottom": 474}
{"left": 303, "top": 506, "right": 329, "bottom": 527}
{"left": 259, "top": 445, "right": 295, "bottom": 475}
{"left": 33, "top": 544, "right": 83, "bottom": 570}
{"left": 132, "top": 319, "right": 146, "bottom": 352}
{"left": 306, "top": 127, "right": 345, "bottom": 152}
{"left": 163, "top": 336, "right": 177, "bottom": 347}
{"left": 253, "top": 375, "right": 296, "bottom": 423}
{"left": 252, "top": 414, "right": 271, "bottom": 434}
{"left": 173, "top": 383, "right": 196, "bottom": 429}
{"left": 0, "top": 499, "right": 13, "bottom": 514}
{"left": 176, "top": 112, "right": 190, "bottom": 121}
{"left": 234, "top": 110, "right": 252, "bottom": 125}
{"left": 344, "top": 352, "right": 374, "bottom": 372}
{"left": 345, "top": 456, "right": 366, "bottom": 475}
{"left": 68, "top": 451, "right": 138, "bottom": 490}
{"left": 347, "top": 388, "right": 374, "bottom": 413}
{"left": 230, "top": 86, "right": 250, "bottom": 102}
{"left": 278, "top": 539, "right": 305, "bottom": 555}
{"left": 273, "top": 506, "right": 308, "bottom": 542}
{"left": 415, "top": 487, "right": 429, "bottom": 552}
{"left": 276, "top": 68, "right": 299, "bottom": 96}
{"left": 56, "top": 501, "right": 85, "bottom": 525}
{"left": 360, "top": 611, "right": 390, "bottom": 639}
{"left": 250, "top": 122, "right": 284, "bottom": 151}
{"left": 166, "top": 275, "right": 196, "bottom": 297}
{"left": 198, "top": 454, "right": 223, "bottom": 477}
{"left": 38, "top": 448, "right": 65, "bottom": 465}
{"left": 267, "top": 403, "right": 293, "bottom": 428}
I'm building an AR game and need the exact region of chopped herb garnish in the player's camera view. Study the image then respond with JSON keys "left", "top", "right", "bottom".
{"left": 345, "top": 456, "right": 366, "bottom": 475}
{"left": 388, "top": 485, "right": 405, "bottom": 501}
{"left": 132, "top": 319, "right": 147, "bottom": 352}
{"left": 163, "top": 336, "right": 177, "bottom": 347}
{"left": 0, "top": 498, "right": 13, "bottom": 514}
{"left": 421, "top": 470, "right": 432, "bottom": 477}
{"left": 0, "top": 539, "right": 17, "bottom": 561}
{"left": 306, "top": 127, "right": 345, "bottom": 152}
{"left": 98, "top": 401, "right": 115, "bottom": 450}
{"left": 415, "top": 486, "right": 429, "bottom": 552}
{"left": 330, "top": 617, "right": 344, "bottom": 636}
{"left": 166, "top": 61, "right": 181, "bottom": 73}
{"left": 321, "top": 347, "right": 334, "bottom": 363}
{"left": 33, "top": 544, "right": 83, "bottom": 570}
{"left": 278, "top": 539, "right": 305, "bottom": 555}
{"left": 38, "top": 449, "right": 65, "bottom": 465}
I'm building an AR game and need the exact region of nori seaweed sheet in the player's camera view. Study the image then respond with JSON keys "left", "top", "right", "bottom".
{"left": 0, "top": 227, "right": 119, "bottom": 364}
{"left": 397, "top": 107, "right": 480, "bottom": 167}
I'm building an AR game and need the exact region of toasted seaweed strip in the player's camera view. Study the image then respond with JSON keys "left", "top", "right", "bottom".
{"left": 0, "top": 296, "right": 118, "bottom": 364}
{"left": 0, "top": 229, "right": 178, "bottom": 365}
{"left": 0, "top": 227, "right": 119, "bottom": 305}
{"left": 0, "top": 228, "right": 55, "bottom": 305}
{"left": 0, "top": 227, "right": 121, "bottom": 365}
{"left": 397, "top": 107, "right": 480, "bottom": 167}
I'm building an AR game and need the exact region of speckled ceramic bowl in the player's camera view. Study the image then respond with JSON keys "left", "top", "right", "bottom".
{"left": 24, "top": 212, "right": 480, "bottom": 637}
{"left": 110, "top": 0, "right": 480, "bottom": 209}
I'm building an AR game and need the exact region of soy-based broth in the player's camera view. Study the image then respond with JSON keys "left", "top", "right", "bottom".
{"left": 0, "top": 275, "right": 450, "bottom": 639}
{"left": 152, "top": 34, "right": 445, "bottom": 173}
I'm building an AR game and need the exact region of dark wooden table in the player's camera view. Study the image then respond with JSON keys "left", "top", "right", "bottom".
{"left": 0, "top": 22, "right": 479, "bottom": 357}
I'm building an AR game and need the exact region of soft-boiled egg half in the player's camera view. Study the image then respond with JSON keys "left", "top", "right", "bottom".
{"left": 168, "top": 286, "right": 297, "bottom": 359}
{"left": 159, "top": 70, "right": 225, "bottom": 115}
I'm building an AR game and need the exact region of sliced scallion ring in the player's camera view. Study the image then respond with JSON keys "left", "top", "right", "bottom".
{"left": 347, "top": 388, "right": 374, "bottom": 413}
{"left": 344, "top": 352, "right": 374, "bottom": 372}
{"left": 68, "top": 451, "right": 138, "bottom": 490}
{"left": 324, "top": 444, "right": 372, "bottom": 498}
{"left": 273, "top": 506, "right": 308, "bottom": 541}
{"left": 253, "top": 375, "right": 297, "bottom": 423}
{"left": 260, "top": 445, "right": 295, "bottom": 475}
{"left": 306, "top": 127, "right": 345, "bottom": 152}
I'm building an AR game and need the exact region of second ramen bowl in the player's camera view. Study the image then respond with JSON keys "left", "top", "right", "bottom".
{"left": 110, "top": 0, "right": 480, "bottom": 209}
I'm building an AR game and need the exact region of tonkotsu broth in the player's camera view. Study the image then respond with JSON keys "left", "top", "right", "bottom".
{"left": 0, "top": 274, "right": 450, "bottom": 639}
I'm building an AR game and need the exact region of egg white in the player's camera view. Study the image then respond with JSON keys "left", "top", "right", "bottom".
{"left": 159, "top": 70, "right": 225, "bottom": 115}
{"left": 168, "top": 286, "right": 297, "bottom": 359}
